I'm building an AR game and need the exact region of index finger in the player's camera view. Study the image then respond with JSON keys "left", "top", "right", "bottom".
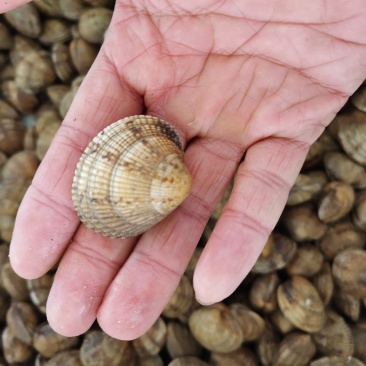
{"left": 9, "top": 49, "right": 142, "bottom": 279}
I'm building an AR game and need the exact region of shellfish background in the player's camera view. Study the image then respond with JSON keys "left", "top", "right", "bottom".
{"left": 1, "top": 1, "right": 366, "bottom": 365}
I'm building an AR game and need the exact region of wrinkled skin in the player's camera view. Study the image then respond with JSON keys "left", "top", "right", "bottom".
{"left": 5, "top": 0, "right": 366, "bottom": 339}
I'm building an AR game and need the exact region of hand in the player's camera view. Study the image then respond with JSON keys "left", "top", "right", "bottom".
{"left": 9, "top": 0, "right": 366, "bottom": 340}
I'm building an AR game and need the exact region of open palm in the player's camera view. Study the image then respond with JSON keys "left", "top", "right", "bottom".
{"left": 9, "top": 0, "right": 366, "bottom": 340}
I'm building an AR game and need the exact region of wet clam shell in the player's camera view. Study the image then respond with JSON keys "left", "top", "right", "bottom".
{"left": 188, "top": 304, "right": 243, "bottom": 353}
{"left": 310, "top": 356, "right": 365, "bottom": 366}
{"left": 277, "top": 276, "right": 325, "bottom": 333}
{"left": 72, "top": 115, "right": 192, "bottom": 238}
{"left": 337, "top": 111, "right": 366, "bottom": 166}
{"left": 332, "top": 248, "right": 366, "bottom": 299}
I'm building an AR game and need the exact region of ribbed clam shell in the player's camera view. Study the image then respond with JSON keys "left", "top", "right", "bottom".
{"left": 72, "top": 115, "right": 192, "bottom": 238}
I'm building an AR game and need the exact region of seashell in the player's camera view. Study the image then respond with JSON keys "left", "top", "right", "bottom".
{"left": 44, "top": 350, "right": 83, "bottom": 366}
{"left": 353, "top": 189, "right": 366, "bottom": 230}
{"left": 0, "top": 100, "right": 19, "bottom": 120}
{"left": 80, "top": 330, "right": 136, "bottom": 366}
{"left": 4, "top": 3, "right": 41, "bottom": 38}
{"left": 0, "top": 151, "right": 8, "bottom": 176}
{"left": 0, "top": 178, "right": 30, "bottom": 242}
{"left": 304, "top": 130, "right": 339, "bottom": 168}
{"left": 39, "top": 19, "right": 72, "bottom": 45}
{"left": 249, "top": 272, "right": 279, "bottom": 313}
{"left": 33, "top": 322, "right": 79, "bottom": 358}
{"left": 167, "top": 357, "right": 209, "bottom": 366}
{"left": 2, "top": 151, "right": 39, "bottom": 180}
{"left": 1, "top": 262, "right": 28, "bottom": 301}
{"left": 47, "top": 84, "right": 71, "bottom": 109}
{"left": 272, "top": 332, "right": 316, "bottom": 366}
{"left": 60, "top": 0, "right": 86, "bottom": 20}
{"left": 251, "top": 232, "right": 297, "bottom": 274}
{"left": 0, "top": 63, "right": 15, "bottom": 81}
{"left": 23, "top": 125, "right": 38, "bottom": 151}
{"left": 287, "top": 171, "right": 328, "bottom": 205}
{"left": 351, "top": 86, "right": 366, "bottom": 112}
{"left": 334, "top": 286, "right": 360, "bottom": 322}
{"left": 0, "top": 119, "right": 26, "bottom": 155}
{"left": 166, "top": 321, "right": 202, "bottom": 359}
{"left": 72, "top": 115, "right": 192, "bottom": 238}
{"left": 256, "top": 325, "right": 280, "bottom": 366}
{"left": 36, "top": 121, "right": 61, "bottom": 160}
{"left": 36, "top": 102, "right": 62, "bottom": 131}
{"left": 132, "top": 317, "right": 167, "bottom": 358}
{"left": 78, "top": 7, "right": 113, "bottom": 44}
{"left": 211, "top": 181, "right": 233, "bottom": 220}
{"left": 210, "top": 347, "right": 258, "bottom": 366}
{"left": 310, "top": 356, "right": 365, "bottom": 366}
{"left": 138, "top": 355, "right": 164, "bottom": 366}
{"left": 1, "top": 80, "right": 38, "bottom": 114}
{"left": 317, "top": 181, "right": 355, "bottom": 223}
{"left": 285, "top": 243, "right": 323, "bottom": 277}
{"left": 188, "top": 303, "right": 243, "bottom": 353}
{"left": 33, "top": 0, "right": 63, "bottom": 17}
{"left": 27, "top": 274, "right": 53, "bottom": 314}
{"left": 163, "top": 275, "right": 194, "bottom": 322}
{"left": 352, "top": 325, "right": 366, "bottom": 363}
{"left": 9, "top": 35, "right": 41, "bottom": 67}
{"left": 270, "top": 308, "right": 295, "bottom": 334}
{"left": 282, "top": 204, "right": 327, "bottom": 242}
{"left": 69, "top": 37, "right": 99, "bottom": 74}
{"left": 317, "top": 222, "right": 365, "bottom": 260}
{"left": 312, "top": 311, "right": 354, "bottom": 357}
{"left": 229, "top": 303, "right": 265, "bottom": 342}
{"left": 59, "top": 75, "right": 85, "bottom": 118}
{"left": 2, "top": 326, "right": 33, "bottom": 364}
{"left": 184, "top": 247, "right": 202, "bottom": 281}
{"left": 311, "top": 262, "right": 334, "bottom": 306}
{"left": 277, "top": 275, "right": 325, "bottom": 333}
{"left": 51, "top": 43, "right": 76, "bottom": 83}
{"left": 15, "top": 51, "right": 56, "bottom": 94}
{"left": 0, "top": 288, "right": 10, "bottom": 323}
{"left": 6, "top": 301, "right": 38, "bottom": 345}
{"left": 0, "top": 22, "right": 13, "bottom": 50}
{"left": 332, "top": 248, "right": 366, "bottom": 299}
{"left": 0, "top": 52, "right": 7, "bottom": 69}
{"left": 336, "top": 110, "right": 366, "bottom": 166}
{"left": 324, "top": 152, "right": 366, "bottom": 189}
{"left": 83, "top": 0, "right": 115, "bottom": 6}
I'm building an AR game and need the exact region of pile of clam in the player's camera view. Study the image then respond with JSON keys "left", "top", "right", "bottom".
{"left": 2, "top": 1, "right": 366, "bottom": 365}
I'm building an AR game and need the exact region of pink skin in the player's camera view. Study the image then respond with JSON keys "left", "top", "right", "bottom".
{"left": 0, "top": 0, "right": 31, "bottom": 13}
{"left": 7, "top": 0, "right": 366, "bottom": 339}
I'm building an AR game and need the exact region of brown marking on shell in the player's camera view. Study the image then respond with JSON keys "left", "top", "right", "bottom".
{"left": 166, "top": 321, "right": 202, "bottom": 359}
{"left": 337, "top": 110, "right": 366, "bottom": 166}
{"left": 310, "top": 356, "right": 365, "bottom": 366}
{"left": 132, "top": 317, "right": 167, "bottom": 358}
{"left": 15, "top": 51, "right": 56, "bottom": 94}
{"left": 72, "top": 115, "right": 192, "bottom": 238}
{"left": 188, "top": 303, "right": 243, "bottom": 353}
{"left": 78, "top": 7, "right": 113, "bottom": 44}
{"left": 252, "top": 232, "right": 297, "bottom": 274}
{"left": 317, "top": 181, "right": 355, "bottom": 224}
{"left": 273, "top": 332, "right": 316, "bottom": 366}
{"left": 277, "top": 276, "right": 325, "bottom": 333}
{"left": 332, "top": 248, "right": 366, "bottom": 299}
{"left": 312, "top": 311, "right": 354, "bottom": 357}
{"left": 4, "top": 3, "right": 41, "bottom": 38}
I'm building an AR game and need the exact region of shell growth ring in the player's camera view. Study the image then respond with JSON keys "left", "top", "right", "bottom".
{"left": 72, "top": 115, "right": 192, "bottom": 238}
